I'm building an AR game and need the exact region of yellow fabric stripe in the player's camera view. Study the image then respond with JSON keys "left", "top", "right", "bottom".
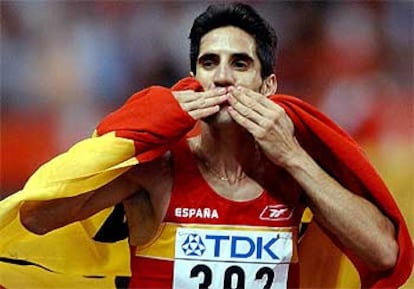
{"left": 0, "top": 262, "right": 119, "bottom": 289}
{"left": 134, "top": 222, "right": 298, "bottom": 262}
{"left": 0, "top": 132, "right": 138, "bottom": 281}
{"left": 0, "top": 208, "right": 130, "bottom": 276}
{"left": 299, "top": 221, "right": 360, "bottom": 288}
{"left": 301, "top": 207, "right": 313, "bottom": 223}
{"left": 135, "top": 223, "right": 176, "bottom": 260}
{"left": 0, "top": 132, "right": 138, "bottom": 229}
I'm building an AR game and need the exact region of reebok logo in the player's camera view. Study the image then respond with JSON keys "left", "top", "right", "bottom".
{"left": 260, "top": 205, "right": 293, "bottom": 221}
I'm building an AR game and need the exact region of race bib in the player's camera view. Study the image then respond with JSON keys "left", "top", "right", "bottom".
{"left": 173, "top": 226, "right": 294, "bottom": 289}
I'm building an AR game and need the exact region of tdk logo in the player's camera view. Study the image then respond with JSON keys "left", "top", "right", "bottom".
{"left": 181, "top": 233, "right": 206, "bottom": 256}
{"left": 178, "top": 229, "right": 291, "bottom": 263}
{"left": 205, "top": 234, "right": 280, "bottom": 260}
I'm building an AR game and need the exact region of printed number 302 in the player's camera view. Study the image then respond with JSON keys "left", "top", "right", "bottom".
{"left": 190, "top": 264, "right": 274, "bottom": 289}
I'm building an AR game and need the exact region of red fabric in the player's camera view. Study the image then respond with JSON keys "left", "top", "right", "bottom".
{"left": 98, "top": 77, "right": 413, "bottom": 288}
{"left": 128, "top": 254, "right": 174, "bottom": 289}
{"left": 96, "top": 84, "right": 197, "bottom": 163}
{"left": 272, "top": 94, "right": 413, "bottom": 288}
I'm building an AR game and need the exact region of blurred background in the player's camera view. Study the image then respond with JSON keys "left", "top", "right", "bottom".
{"left": 0, "top": 0, "right": 413, "bottom": 285}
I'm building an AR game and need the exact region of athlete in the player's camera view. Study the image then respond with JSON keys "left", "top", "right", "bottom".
{"left": 19, "top": 3, "right": 399, "bottom": 289}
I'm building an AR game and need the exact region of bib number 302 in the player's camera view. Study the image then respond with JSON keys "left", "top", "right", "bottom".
{"left": 190, "top": 264, "right": 274, "bottom": 289}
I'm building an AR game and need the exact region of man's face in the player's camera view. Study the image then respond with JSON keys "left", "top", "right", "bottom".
{"left": 194, "top": 26, "right": 263, "bottom": 91}
{"left": 193, "top": 26, "right": 265, "bottom": 123}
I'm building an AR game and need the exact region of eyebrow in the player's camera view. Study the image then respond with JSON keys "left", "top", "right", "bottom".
{"left": 232, "top": 53, "right": 254, "bottom": 63}
{"left": 198, "top": 53, "right": 218, "bottom": 63}
{"left": 198, "top": 52, "right": 255, "bottom": 63}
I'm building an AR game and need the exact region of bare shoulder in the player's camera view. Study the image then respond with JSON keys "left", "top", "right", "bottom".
{"left": 126, "top": 152, "right": 173, "bottom": 219}
{"left": 123, "top": 152, "right": 174, "bottom": 230}
{"left": 124, "top": 152, "right": 173, "bottom": 197}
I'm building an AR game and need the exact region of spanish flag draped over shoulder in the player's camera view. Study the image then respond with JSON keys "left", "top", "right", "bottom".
{"left": 0, "top": 77, "right": 412, "bottom": 289}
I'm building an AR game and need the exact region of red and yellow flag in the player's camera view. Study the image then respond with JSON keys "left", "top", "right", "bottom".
{"left": 0, "top": 78, "right": 412, "bottom": 288}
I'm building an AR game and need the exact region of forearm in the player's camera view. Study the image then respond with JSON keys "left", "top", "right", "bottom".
{"left": 20, "top": 192, "right": 94, "bottom": 235}
{"left": 283, "top": 147, "right": 398, "bottom": 271}
{"left": 20, "top": 174, "right": 137, "bottom": 235}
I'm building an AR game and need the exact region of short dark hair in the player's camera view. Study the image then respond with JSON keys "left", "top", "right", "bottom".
{"left": 189, "top": 2, "right": 278, "bottom": 78}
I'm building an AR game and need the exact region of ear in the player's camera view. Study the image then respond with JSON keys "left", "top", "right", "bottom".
{"left": 260, "top": 74, "right": 277, "bottom": 96}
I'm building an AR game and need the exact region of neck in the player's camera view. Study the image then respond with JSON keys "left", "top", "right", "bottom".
{"left": 194, "top": 122, "right": 259, "bottom": 183}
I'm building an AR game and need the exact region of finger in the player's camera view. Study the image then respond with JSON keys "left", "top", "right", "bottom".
{"left": 227, "top": 106, "right": 267, "bottom": 137}
{"left": 176, "top": 88, "right": 227, "bottom": 104}
{"left": 228, "top": 92, "right": 267, "bottom": 124}
{"left": 175, "top": 88, "right": 228, "bottom": 111}
{"left": 228, "top": 92, "right": 288, "bottom": 132}
{"left": 229, "top": 87, "right": 274, "bottom": 117}
{"left": 227, "top": 93, "right": 256, "bottom": 118}
{"left": 183, "top": 94, "right": 228, "bottom": 111}
{"left": 188, "top": 105, "right": 220, "bottom": 119}
{"left": 203, "top": 87, "right": 228, "bottom": 99}
{"left": 236, "top": 87, "right": 276, "bottom": 113}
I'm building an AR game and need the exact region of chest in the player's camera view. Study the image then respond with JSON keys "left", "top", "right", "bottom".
{"left": 124, "top": 148, "right": 305, "bottom": 246}
{"left": 126, "top": 143, "right": 304, "bottom": 289}
{"left": 129, "top": 178, "right": 303, "bottom": 289}
{"left": 166, "top": 172, "right": 303, "bottom": 229}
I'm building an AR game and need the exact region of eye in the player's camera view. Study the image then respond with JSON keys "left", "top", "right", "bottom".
{"left": 232, "top": 60, "right": 249, "bottom": 71}
{"left": 198, "top": 54, "right": 219, "bottom": 70}
{"left": 201, "top": 59, "right": 216, "bottom": 69}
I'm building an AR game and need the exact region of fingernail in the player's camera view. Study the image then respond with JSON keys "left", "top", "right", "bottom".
{"left": 217, "top": 87, "right": 226, "bottom": 93}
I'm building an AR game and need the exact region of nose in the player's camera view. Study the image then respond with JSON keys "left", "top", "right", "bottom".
{"left": 213, "top": 64, "right": 234, "bottom": 88}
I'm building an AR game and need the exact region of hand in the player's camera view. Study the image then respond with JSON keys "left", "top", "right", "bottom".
{"left": 173, "top": 88, "right": 228, "bottom": 120}
{"left": 227, "top": 86, "right": 301, "bottom": 167}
